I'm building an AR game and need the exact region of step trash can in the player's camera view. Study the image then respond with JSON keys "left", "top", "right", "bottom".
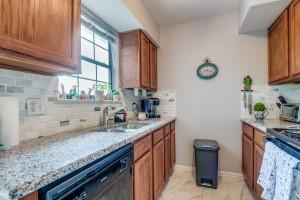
{"left": 193, "top": 139, "right": 220, "bottom": 189}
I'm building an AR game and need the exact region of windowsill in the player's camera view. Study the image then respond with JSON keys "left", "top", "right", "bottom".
{"left": 49, "top": 99, "right": 122, "bottom": 105}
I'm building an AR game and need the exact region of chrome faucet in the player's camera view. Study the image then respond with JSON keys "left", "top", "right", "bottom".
{"left": 132, "top": 103, "right": 139, "bottom": 120}
{"left": 102, "top": 106, "right": 127, "bottom": 127}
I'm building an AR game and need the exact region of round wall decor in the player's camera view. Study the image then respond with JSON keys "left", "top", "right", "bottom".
{"left": 197, "top": 58, "right": 218, "bottom": 80}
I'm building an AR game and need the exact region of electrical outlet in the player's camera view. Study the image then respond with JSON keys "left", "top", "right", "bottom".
{"left": 26, "top": 98, "right": 45, "bottom": 116}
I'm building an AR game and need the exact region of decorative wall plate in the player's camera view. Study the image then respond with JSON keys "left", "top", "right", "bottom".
{"left": 197, "top": 58, "right": 218, "bottom": 80}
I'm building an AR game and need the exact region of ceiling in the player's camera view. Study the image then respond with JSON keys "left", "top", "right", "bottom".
{"left": 82, "top": 0, "right": 142, "bottom": 32}
{"left": 143, "top": 0, "right": 241, "bottom": 27}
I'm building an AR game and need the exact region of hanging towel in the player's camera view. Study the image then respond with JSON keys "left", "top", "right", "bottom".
{"left": 258, "top": 141, "right": 300, "bottom": 200}
{"left": 291, "top": 163, "right": 300, "bottom": 200}
{"left": 258, "top": 142, "right": 278, "bottom": 200}
{"left": 273, "top": 147, "right": 299, "bottom": 200}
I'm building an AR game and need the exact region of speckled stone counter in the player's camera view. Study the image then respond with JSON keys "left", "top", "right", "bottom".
{"left": 0, "top": 117, "right": 176, "bottom": 200}
{"left": 241, "top": 118, "right": 300, "bottom": 132}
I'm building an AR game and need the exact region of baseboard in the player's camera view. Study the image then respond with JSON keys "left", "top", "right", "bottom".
{"left": 219, "top": 171, "right": 243, "bottom": 178}
{"left": 174, "top": 164, "right": 193, "bottom": 172}
{"left": 174, "top": 164, "right": 243, "bottom": 179}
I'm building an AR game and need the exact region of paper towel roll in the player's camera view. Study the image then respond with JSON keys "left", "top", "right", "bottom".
{"left": 0, "top": 97, "right": 19, "bottom": 149}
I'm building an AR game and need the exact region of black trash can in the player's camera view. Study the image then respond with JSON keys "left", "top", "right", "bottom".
{"left": 193, "top": 139, "right": 220, "bottom": 189}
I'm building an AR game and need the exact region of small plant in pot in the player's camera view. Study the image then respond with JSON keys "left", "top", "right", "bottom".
{"left": 93, "top": 84, "right": 104, "bottom": 101}
{"left": 254, "top": 103, "right": 268, "bottom": 121}
{"left": 112, "top": 89, "right": 121, "bottom": 101}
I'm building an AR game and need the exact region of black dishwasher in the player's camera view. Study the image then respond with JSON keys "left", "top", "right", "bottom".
{"left": 39, "top": 144, "right": 133, "bottom": 200}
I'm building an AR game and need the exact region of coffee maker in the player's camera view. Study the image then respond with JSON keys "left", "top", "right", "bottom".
{"left": 141, "top": 98, "right": 160, "bottom": 118}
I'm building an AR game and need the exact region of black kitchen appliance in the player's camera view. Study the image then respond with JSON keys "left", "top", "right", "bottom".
{"left": 267, "top": 128, "right": 300, "bottom": 161}
{"left": 267, "top": 128, "right": 300, "bottom": 151}
{"left": 39, "top": 144, "right": 133, "bottom": 200}
{"left": 141, "top": 98, "right": 160, "bottom": 118}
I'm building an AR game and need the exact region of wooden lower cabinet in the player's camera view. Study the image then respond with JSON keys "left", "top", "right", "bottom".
{"left": 254, "top": 144, "right": 264, "bottom": 200}
{"left": 164, "top": 134, "right": 172, "bottom": 180}
{"left": 21, "top": 192, "right": 39, "bottom": 200}
{"left": 171, "top": 131, "right": 176, "bottom": 168}
{"left": 134, "top": 151, "right": 153, "bottom": 200}
{"left": 242, "top": 134, "right": 254, "bottom": 189}
{"left": 242, "top": 123, "right": 266, "bottom": 200}
{"left": 153, "top": 140, "right": 165, "bottom": 200}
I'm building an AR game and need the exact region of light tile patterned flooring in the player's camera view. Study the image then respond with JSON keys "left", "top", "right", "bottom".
{"left": 159, "top": 168, "right": 255, "bottom": 200}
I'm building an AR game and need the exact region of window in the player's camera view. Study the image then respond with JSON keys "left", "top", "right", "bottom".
{"left": 59, "top": 13, "right": 114, "bottom": 96}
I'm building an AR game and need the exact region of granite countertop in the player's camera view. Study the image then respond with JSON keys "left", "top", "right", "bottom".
{"left": 0, "top": 117, "right": 176, "bottom": 200}
{"left": 241, "top": 118, "right": 300, "bottom": 133}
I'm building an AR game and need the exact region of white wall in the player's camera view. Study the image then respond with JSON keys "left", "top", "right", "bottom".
{"left": 123, "top": 0, "right": 160, "bottom": 44}
{"left": 158, "top": 11, "right": 268, "bottom": 173}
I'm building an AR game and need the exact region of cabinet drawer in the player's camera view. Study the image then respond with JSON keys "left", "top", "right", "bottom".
{"left": 134, "top": 134, "right": 152, "bottom": 161}
{"left": 254, "top": 129, "right": 266, "bottom": 150}
{"left": 171, "top": 121, "right": 175, "bottom": 131}
{"left": 242, "top": 123, "right": 254, "bottom": 140}
{"left": 153, "top": 128, "right": 164, "bottom": 145}
{"left": 164, "top": 124, "right": 171, "bottom": 136}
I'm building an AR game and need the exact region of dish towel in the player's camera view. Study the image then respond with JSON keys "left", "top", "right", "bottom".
{"left": 291, "top": 163, "right": 300, "bottom": 200}
{"left": 258, "top": 141, "right": 300, "bottom": 200}
{"left": 257, "top": 142, "right": 277, "bottom": 200}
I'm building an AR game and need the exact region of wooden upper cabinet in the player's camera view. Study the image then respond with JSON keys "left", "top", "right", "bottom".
{"left": 120, "top": 29, "right": 158, "bottom": 90}
{"left": 0, "top": 0, "right": 81, "bottom": 74}
{"left": 269, "top": 9, "right": 289, "bottom": 83}
{"left": 290, "top": 0, "right": 300, "bottom": 77}
{"left": 140, "top": 32, "right": 150, "bottom": 88}
{"left": 150, "top": 42, "right": 158, "bottom": 91}
{"left": 134, "top": 151, "right": 153, "bottom": 200}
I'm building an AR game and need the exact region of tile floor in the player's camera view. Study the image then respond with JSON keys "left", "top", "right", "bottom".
{"left": 159, "top": 168, "right": 255, "bottom": 200}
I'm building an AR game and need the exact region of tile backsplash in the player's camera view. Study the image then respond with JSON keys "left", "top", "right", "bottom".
{"left": 152, "top": 90, "right": 176, "bottom": 117}
{"left": 0, "top": 68, "right": 177, "bottom": 141}
{"left": 0, "top": 68, "right": 126, "bottom": 141}
{"left": 241, "top": 84, "right": 300, "bottom": 119}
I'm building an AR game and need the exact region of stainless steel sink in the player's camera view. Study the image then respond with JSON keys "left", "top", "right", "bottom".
{"left": 92, "top": 127, "right": 126, "bottom": 133}
{"left": 118, "top": 123, "right": 150, "bottom": 130}
{"left": 92, "top": 122, "right": 150, "bottom": 133}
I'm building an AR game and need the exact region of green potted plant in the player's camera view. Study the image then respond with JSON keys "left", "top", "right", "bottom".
{"left": 93, "top": 84, "right": 104, "bottom": 101}
{"left": 243, "top": 75, "right": 252, "bottom": 91}
{"left": 100, "top": 83, "right": 112, "bottom": 100}
{"left": 112, "top": 89, "right": 120, "bottom": 101}
{"left": 254, "top": 103, "right": 268, "bottom": 121}
{"left": 69, "top": 85, "right": 79, "bottom": 100}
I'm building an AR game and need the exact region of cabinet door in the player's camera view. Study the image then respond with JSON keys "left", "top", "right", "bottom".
{"left": 150, "top": 43, "right": 157, "bottom": 91}
{"left": 254, "top": 144, "right": 264, "bottom": 200}
{"left": 242, "top": 135, "right": 254, "bottom": 189}
{"left": 0, "top": 0, "right": 81, "bottom": 72}
{"left": 140, "top": 32, "right": 150, "bottom": 88}
{"left": 21, "top": 191, "right": 38, "bottom": 200}
{"left": 171, "top": 131, "right": 176, "bottom": 169}
{"left": 269, "top": 9, "right": 289, "bottom": 83}
{"left": 153, "top": 140, "right": 165, "bottom": 200}
{"left": 134, "top": 151, "right": 153, "bottom": 200}
{"left": 290, "top": 0, "right": 300, "bottom": 76}
{"left": 164, "top": 134, "right": 171, "bottom": 180}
